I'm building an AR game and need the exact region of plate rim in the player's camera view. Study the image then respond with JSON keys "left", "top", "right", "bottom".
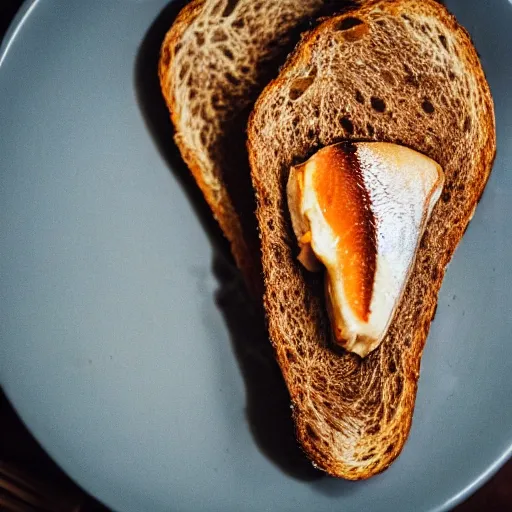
{"left": 0, "top": 1, "right": 511, "bottom": 511}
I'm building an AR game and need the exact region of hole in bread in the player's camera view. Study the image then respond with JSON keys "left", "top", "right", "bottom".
{"left": 232, "top": 18, "right": 244, "bottom": 29}
{"left": 323, "top": 400, "right": 333, "bottom": 410}
{"left": 179, "top": 62, "right": 190, "bottom": 80}
{"left": 285, "top": 349, "right": 296, "bottom": 363}
{"left": 289, "top": 75, "right": 316, "bottom": 100}
{"left": 340, "top": 116, "right": 354, "bottom": 135}
{"left": 385, "top": 444, "right": 395, "bottom": 454}
{"left": 431, "top": 266, "right": 440, "bottom": 281}
{"left": 279, "top": 303, "right": 285, "bottom": 314}
{"left": 212, "top": 29, "right": 228, "bottom": 42}
{"left": 305, "top": 424, "right": 320, "bottom": 441}
{"left": 222, "top": 0, "right": 239, "bottom": 17}
{"left": 388, "top": 360, "right": 397, "bottom": 374}
{"left": 189, "top": 89, "right": 197, "bottom": 100}
{"left": 267, "top": 219, "right": 274, "bottom": 231}
{"left": 448, "top": 70, "right": 456, "bottom": 81}
{"left": 200, "top": 131, "right": 208, "bottom": 146}
{"left": 367, "top": 424, "right": 380, "bottom": 435}
{"left": 401, "top": 14, "right": 411, "bottom": 22}
{"left": 240, "top": 65, "right": 250, "bottom": 74}
{"left": 195, "top": 32, "right": 205, "bottom": 46}
{"left": 367, "top": 123, "right": 375, "bottom": 137}
{"left": 211, "top": 1, "right": 223, "bottom": 16}
{"left": 355, "top": 90, "right": 364, "bottom": 104}
{"left": 463, "top": 116, "right": 471, "bottom": 132}
{"left": 212, "top": 93, "right": 224, "bottom": 108}
{"left": 174, "top": 43, "right": 182, "bottom": 55}
{"left": 422, "top": 99, "right": 435, "bottom": 114}
{"left": 221, "top": 46, "right": 235, "bottom": 60}
{"left": 442, "top": 190, "right": 451, "bottom": 203}
{"left": 370, "top": 97, "right": 386, "bottom": 113}
{"left": 226, "top": 72, "right": 241, "bottom": 85}
{"left": 335, "top": 17, "right": 363, "bottom": 31}
{"left": 439, "top": 34, "right": 448, "bottom": 51}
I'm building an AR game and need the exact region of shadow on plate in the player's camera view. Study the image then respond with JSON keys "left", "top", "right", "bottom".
{"left": 211, "top": 255, "right": 322, "bottom": 481}
{"left": 213, "top": 255, "right": 361, "bottom": 495}
{"left": 311, "top": 475, "right": 361, "bottom": 497}
{"left": 133, "top": 0, "right": 229, "bottom": 259}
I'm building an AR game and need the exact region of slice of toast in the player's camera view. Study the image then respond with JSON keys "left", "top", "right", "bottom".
{"left": 248, "top": 0, "right": 496, "bottom": 479}
{"left": 159, "top": 0, "right": 360, "bottom": 294}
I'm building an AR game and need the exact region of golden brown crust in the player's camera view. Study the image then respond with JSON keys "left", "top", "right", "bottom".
{"left": 248, "top": 0, "right": 496, "bottom": 479}
{"left": 158, "top": 0, "right": 261, "bottom": 294}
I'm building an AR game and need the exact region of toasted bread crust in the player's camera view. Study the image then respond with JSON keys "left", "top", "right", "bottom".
{"left": 248, "top": 0, "right": 496, "bottom": 479}
{"left": 158, "top": 0, "right": 259, "bottom": 292}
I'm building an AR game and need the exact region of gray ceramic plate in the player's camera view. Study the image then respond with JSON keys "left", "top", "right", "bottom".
{"left": 1, "top": 1, "right": 511, "bottom": 511}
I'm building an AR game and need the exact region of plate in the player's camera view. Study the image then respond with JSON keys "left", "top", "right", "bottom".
{"left": 1, "top": 1, "right": 511, "bottom": 511}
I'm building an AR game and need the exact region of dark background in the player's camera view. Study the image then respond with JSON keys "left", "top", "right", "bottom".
{"left": 1, "top": 1, "right": 511, "bottom": 511}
